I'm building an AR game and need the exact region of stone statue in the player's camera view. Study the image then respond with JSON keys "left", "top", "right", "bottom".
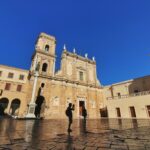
{"left": 85, "top": 53, "right": 88, "bottom": 58}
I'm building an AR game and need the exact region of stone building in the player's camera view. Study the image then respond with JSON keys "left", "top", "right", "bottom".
{"left": 0, "top": 65, "right": 28, "bottom": 116}
{"left": 0, "top": 33, "right": 103, "bottom": 119}
{"left": 103, "top": 75, "right": 150, "bottom": 118}
{"left": 0, "top": 32, "right": 150, "bottom": 119}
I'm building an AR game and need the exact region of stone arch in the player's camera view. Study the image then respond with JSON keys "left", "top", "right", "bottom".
{"left": 42, "top": 63, "right": 48, "bottom": 72}
{"left": 10, "top": 98, "right": 21, "bottom": 116}
{"left": 0, "top": 97, "right": 9, "bottom": 115}
{"left": 45, "top": 44, "right": 49, "bottom": 52}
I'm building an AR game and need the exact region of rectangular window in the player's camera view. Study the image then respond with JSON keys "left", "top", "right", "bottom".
{"left": 8, "top": 72, "right": 14, "bottom": 78}
{"left": 0, "top": 71, "right": 2, "bottom": 77}
{"left": 79, "top": 71, "right": 83, "bottom": 81}
{"left": 117, "top": 93, "right": 121, "bottom": 98}
{"left": 130, "top": 106, "right": 136, "bottom": 118}
{"left": 116, "top": 107, "right": 121, "bottom": 117}
{"left": 147, "top": 105, "right": 150, "bottom": 117}
{"left": 5, "top": 83, "right": 11, "bottom": 90}
{"left": 17, "top": 85, "right": 22, "bottom": 92}
{"left": 19, "top": 74, "right": 24, "bottom": 80}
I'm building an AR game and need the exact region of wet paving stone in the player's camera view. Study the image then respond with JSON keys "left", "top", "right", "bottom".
{"left": 0, "top": 118, "right": 150, "bottom": 149}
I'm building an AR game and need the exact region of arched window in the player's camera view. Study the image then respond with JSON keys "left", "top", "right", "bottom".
{"left": 45, "top": 45, "right": 49, "bottom": 52}
{"left": 42, "top": 63, "right": 48, "bottom": 72}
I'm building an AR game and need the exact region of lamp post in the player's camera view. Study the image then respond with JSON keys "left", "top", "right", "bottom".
{"left": 25, "top": 55, "right": 39, "bottom": 118}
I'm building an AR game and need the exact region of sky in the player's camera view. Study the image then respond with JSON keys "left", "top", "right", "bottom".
{"left": 0, "top": 0, "right": 150, "bottom": 85}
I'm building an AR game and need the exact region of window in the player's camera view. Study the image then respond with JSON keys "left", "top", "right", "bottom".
{"left": 8, "top": 72, "right": 14, "bottom": 78}
{"left": 16, "top": 85, "right": 22, "bottom": 92}
{"left": 147, "top": 105, "right": 150, "bottom": 117}
{"left": 130, "top": 106, "right": 136, "bottom": 117}
{"left": 45, "top": 45, "right": 49, "bottom": 52}
{"left": 116, "top": 107, "right": 121, "bottom": 117}
{"left": 41, "top": 83, "right": 45, "bottom": 88}
{"left": 0, "top": 71, "right": 2, "bottom": 77}
{"left": 42, "top": 63, "right": 48, "bottom": 72}
{"left": 5, "top": 83, "right": 11, "bottom": 90}
{"left": 79, "top": 71, "right": 83, "bottom": 81}
{"left": 19, "top": 74, "right": 24, "bottom": 80}
{"left": 117, "top": 93, "right": 121, "bottom": 98}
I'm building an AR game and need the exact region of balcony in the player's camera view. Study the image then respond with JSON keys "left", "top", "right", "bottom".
{"left": 107, "top": 90, "right": 150, "bottom": 100}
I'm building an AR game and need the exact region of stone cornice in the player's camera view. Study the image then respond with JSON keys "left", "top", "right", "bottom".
{"left": 29, "top": 72, "right": 101, "bottom": 89}
{"left": 39, "top": 32, "right": 56, "bottom": 41}
{"left": 62, "top": 51, "right": 96, "bottom": 65}
{"left": 32, "top": 50, "right": 57, "bottom": 59}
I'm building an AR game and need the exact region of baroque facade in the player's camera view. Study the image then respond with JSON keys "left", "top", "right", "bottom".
{"left": 0, "top": 32, "right": 150, "bottom": 119}
{"left": 0, "top": 33, "right": 103, "bottom": 119}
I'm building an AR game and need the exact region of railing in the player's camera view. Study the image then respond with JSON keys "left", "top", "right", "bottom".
{"left": 107, "top": 90, "right": 150, "bottom": 100}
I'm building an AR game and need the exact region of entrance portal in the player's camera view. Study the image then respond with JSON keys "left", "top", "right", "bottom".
{"left": 34, "top": 96, "right": 45, "bottom": 118}
{"left": 79, "top": 101, "right": 85, "bottom": 117}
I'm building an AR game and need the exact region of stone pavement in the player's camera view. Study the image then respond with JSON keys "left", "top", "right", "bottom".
{"left": 0, "top": 118, "right": 150, "bottom": 150}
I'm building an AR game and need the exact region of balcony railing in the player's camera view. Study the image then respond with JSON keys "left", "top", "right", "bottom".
{"left": 107, "top": 90, "right": 150, "bottom": 100}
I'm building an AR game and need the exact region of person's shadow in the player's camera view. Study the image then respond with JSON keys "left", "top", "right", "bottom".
{"left": 80, "top": 119, "right": 87, "bottom": 134}
{"left": 66, "top": 133, "right": 73, "bottom": 149}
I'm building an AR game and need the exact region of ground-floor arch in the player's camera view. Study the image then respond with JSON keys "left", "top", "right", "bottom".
{"left": 0, "top": 97, "right": 9, "bottom": 115}
{"left": 10, "top": 99, "right": 21, "bottom": 116}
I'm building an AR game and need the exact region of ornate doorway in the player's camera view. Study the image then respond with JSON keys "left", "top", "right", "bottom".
{"left": 79, "top": 101, "right": 85, "bottom": 117}
{"left": 77, "top": 98, "right": 86, "bottom": 118}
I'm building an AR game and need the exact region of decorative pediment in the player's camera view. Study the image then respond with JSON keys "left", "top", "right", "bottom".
{"left": 76, "top": 66, "right": 86, "bottom": 71}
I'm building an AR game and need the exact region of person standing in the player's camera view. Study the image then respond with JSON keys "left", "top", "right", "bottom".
{"left": 66, "top": 103, "right": 75, "bottom": 132}
{"left": 82, "top": 105, "right": 87, "bottom": 120}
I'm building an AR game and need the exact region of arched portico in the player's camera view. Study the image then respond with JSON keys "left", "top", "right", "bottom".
{"left": 10, "top": 99, "right": 21, "bottom": 116}
{"left": 0, "top": 97, "right": 9, "bottom": 115}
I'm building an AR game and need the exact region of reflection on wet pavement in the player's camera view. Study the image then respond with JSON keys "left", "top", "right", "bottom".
{"left": 0, "top": 118, "right": 150, "bottom": 149}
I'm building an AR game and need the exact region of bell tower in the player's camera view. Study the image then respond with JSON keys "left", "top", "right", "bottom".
{"left": 30, "top": 32, "right": 56, "bottom": 76}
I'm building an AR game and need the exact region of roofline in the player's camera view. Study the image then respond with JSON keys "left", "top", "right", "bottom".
{"left": 105, "top": 74, "right": 150, "bottom": 87}
{"left": 0, "top": 64, "right": 29, "bottom": 73}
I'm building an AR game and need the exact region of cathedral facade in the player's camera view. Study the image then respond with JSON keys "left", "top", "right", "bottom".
{"left": 1, "top": 32, "right": 150, "bottom": 119}
{"left": 0, "top": 33, "right": 103, "bottom": 119}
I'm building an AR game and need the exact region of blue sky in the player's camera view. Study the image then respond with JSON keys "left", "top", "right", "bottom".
{"left": 0, "top": 0, "right": 150, "bottom": 85}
